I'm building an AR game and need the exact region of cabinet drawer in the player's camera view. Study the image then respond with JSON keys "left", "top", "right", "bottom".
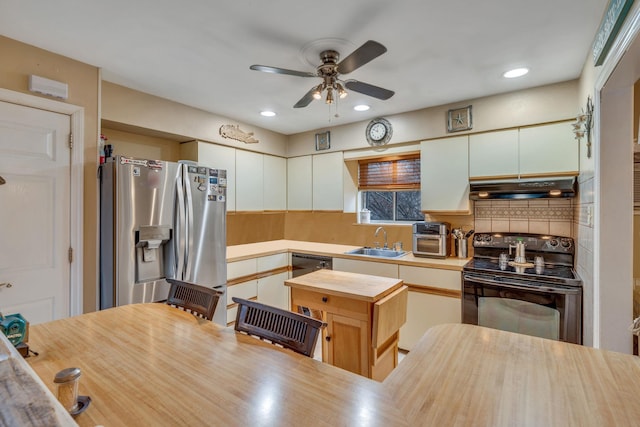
{"left": 398, "top": 265, "right": 461, "bottom": 291}
{"left": 257, "top": 253, "right": 288, "bottom": 271}
{"left": 333, "top": 258, "right": 398, "bottom": 278}
{"left": 290, "top": 287, "right": 369, "bottom": 319}
{"left": 227, "top": 258, "right": 257, "bottom": 280}
{"left": 227, "top": 280, "right": 258, "bottom": 305}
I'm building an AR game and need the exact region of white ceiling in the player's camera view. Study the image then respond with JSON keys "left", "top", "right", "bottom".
{"left": 1, "top": 1, "right": 608, "bottom": 135}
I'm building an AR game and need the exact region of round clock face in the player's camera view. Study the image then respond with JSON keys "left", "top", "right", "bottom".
{"left": 366, "top": 118, "right": 392, "bottom": 146}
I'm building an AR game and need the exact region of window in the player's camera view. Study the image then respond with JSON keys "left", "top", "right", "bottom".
{"left": 358, "top": 154, "right": 423, "bottom": 222}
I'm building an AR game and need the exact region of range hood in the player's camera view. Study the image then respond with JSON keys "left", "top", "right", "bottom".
{"left": 469, "top": 177, "right": 577, "bottom": 200}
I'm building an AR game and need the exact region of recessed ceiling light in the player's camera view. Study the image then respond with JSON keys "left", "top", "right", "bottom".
{"left": 260, "top": 110, "right": 276, "bottom": 117}
{"left": 503, "top": 68, "right": 529, "bottom": 79}
{"left": 354, "top": 104, "right": 370, "bottom": 111}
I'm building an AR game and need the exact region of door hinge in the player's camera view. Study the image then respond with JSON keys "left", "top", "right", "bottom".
{"left": 68, "top": 247, "right": 73, "bottom": 263}
{"left": 69, "top": 133, "right": 73, "bottom": 149}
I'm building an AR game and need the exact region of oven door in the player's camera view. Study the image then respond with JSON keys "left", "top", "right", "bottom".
{"left": 462, "top": 273, "right": 582, "bottom": 344}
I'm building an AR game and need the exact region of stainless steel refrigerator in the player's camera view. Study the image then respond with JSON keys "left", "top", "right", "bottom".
{"left": 100, "top": 155, "right": 227, "bottom": 325}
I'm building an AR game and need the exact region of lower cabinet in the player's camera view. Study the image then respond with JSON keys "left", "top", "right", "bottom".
{"left": 226, "top": 253, "right": 289, "bottom": 325}
{"left": 399, "top": 291, "right": 461, "bottom": 351}
{"left": 324, "top": 313, "right": 369, "bottom": 377}
{"left": 257, "top": 271, "right": 289, "bottom": 311}
{"left": 398, "top": 265, "right": 462, "bottom": 351}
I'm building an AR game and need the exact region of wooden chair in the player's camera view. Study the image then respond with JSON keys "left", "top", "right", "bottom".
{"left": 166, "top": 279, "right": 222, "bottom": 321}
{"left": 232, "top": 297, "right": 326, "bottom": 357}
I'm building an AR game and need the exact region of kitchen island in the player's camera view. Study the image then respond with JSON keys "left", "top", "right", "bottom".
{"left": 22, "top": 304, "right": 640, "bottom": 426}
{"left": 285, "top": 269, "right": 407, "bottom": 381}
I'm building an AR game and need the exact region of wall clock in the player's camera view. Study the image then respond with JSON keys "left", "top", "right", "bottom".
{"left": 366, "top": 118, "right": 393, "bottom": 146}
{"left": 447, "top": 105, "right": 472, "bottom": 132}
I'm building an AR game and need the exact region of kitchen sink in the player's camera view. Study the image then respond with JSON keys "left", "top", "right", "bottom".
{"left": 344, "top": 247, "right": 407, "bottom": 258}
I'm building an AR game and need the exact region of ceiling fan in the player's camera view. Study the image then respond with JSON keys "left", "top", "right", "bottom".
{"left": 250, "top": 40, "right": 395, "bottom": 108}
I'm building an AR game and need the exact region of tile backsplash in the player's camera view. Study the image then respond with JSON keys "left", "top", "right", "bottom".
{"left": 474, "top": 199, "right": 574, "bottom": 237}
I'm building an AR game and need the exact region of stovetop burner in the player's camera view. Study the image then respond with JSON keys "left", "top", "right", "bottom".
{"left": 463, "top": 257, "right": 581, "bottom": 285}
{"left": 463, "top": 232, "right": 582, "bottom": 287}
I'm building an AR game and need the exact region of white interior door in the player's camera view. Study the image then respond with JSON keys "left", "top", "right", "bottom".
{"left": 0, "top": 101, "right": 71, "bottom": 324}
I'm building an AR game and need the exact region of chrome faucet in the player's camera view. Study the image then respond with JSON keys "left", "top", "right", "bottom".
{"left": 374, "top": 227, "right": 388, "bottom": 249}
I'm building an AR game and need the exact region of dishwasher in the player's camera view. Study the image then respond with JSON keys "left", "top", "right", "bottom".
{"left": 291, "top": 253, "right": 332, "bottom": 277}
{"left": 291, "top": 253, "right": 332, "bottom": 320}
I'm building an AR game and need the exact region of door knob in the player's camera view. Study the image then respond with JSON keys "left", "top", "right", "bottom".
{"left": 0, "top": 282, "right": 13, "bottom": 289}
{"left": 0, "top": 176, "right": 5, "bottom": 185}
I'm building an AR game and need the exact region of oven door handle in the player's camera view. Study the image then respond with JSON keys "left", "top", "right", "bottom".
{"left": 463, "top": 274, "right": 581, "bottom": 294}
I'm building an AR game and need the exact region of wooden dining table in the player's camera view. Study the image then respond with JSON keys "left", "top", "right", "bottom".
{"left": 26, "top": 303, "right": 405, "bottom": 427}
{"left": 25, "top": 303, "right": 640, "bottom": 426}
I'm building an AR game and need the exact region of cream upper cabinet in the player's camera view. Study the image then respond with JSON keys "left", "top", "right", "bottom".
{"left": 519, "top": 122, "right": 578, "bottom": 177}
{"left": 263, "top": 154, "right": 286, "bottom": 211}
{"left": 236, "top": 150, "right": 264, "bottom": 211}
{"left": 421, "top": 136, "right": 470, "bottom": 213}
{"left": 180, "top": 141, "right": 236, "bottom": 211}
{"left": 313, "top": 152, "right": 344, "bottom": 211}
{"left": 469, "top": 129, "right": 519, "bottom": 179}
{"left": 287, "top": 155, "right": 312, "bottom": 210}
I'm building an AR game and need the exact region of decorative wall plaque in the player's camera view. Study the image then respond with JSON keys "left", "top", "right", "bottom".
{"left": 219, "top": 124, "right": 259, "bottom": 144}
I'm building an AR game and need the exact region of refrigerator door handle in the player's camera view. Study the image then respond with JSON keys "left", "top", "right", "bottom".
{"left": 174, "top": 169, "right": 186, "bottom": 279}
{"left": 183, "top": 165, "right": 195, "bottom": 279}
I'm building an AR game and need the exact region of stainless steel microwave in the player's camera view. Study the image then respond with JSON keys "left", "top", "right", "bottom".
{"left": 412, "top": 222, "right": 450, "bottom": 258}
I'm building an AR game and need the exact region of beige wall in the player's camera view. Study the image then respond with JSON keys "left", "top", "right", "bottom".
{"left": 287, "top": 80, "right": 579, "bottom": 157}
{"left": 102, "top": 82, "right": 288, "bottom": 157}
{"left": 101, "top": 127, "right": 183, "bottom": 162}
{"left": 0, "top": 35, "right": 100, "bottom": 314}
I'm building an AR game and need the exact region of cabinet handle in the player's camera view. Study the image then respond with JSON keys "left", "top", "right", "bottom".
{"left": 0, "top": 282, "right": 12, "bottom": 289}
{"left": 325, "top": 336, "right": 331, "bottom": 342}
{"left": 322, "top": 296, "right": 328, "bottom": 303}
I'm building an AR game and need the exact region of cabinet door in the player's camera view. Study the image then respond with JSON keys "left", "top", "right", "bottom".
{"left": 519, "top": 122, "right": 579, "bottom": 177}
{"left": 332, "top": 258, "right": 398, "bottom": 278}
{"left": 312, "top": 152, "right": 344, "bottom": 211}
{"left": 257, "top": 271, "right": 289, "bottom": 310}
{"left": 399, "top": 290, "right": 461, "bottom": 351}
{"left": 469, "top": 129, "right": 519, "bottom": 179}
{"left": 421, "top": 136, "right": 470, "bottom": 212}
{"left": 263, "top": 155, "right": 286, "bottom": 211}
{"left": 325, "top": 312, "right": 369, "bottom": 377}
{"left": 236, "top": 150, "right": 264, "bottom": 211}
{"left": 287, "top": 156, "right": 312, "bottom": 210}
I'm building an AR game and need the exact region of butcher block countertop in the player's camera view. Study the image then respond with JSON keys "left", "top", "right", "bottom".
{"left": 284, "top": 269, "right": 403, "bottom": 302}
{"left": 23, "top": 307, "right": 640, "bottom": 427}
{"left": 227, "top": 239, "right": 469, "bottom": 270}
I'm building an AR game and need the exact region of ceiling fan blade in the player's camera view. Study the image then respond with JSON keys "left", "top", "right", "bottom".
{"left": 337, "top": 40, "right": 387, "bottom": 75}
{"left": 344, "top": 80, "right": 395, "bottom": 100}
{"left": 250, "top": 64, "right": 316, "bottom": 78}
{"left": 293, "top": 86, "right": 317, "bottom": 108}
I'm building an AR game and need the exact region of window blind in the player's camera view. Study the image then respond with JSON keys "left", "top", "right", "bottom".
{"left": 358, "top": 154, "right": 420, "bottom": 190}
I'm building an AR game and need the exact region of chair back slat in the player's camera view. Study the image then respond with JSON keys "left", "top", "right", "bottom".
{"left": 232, "top": 297, "right": 325, "bottom": 357}
{"left": 166, "top": 279, "right": 222, "bottom": 321}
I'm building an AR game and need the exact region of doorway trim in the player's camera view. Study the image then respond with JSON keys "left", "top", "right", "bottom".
{"left": 593, "top": 3, "right": 640, "bottom": 352}
{"left": 0, "top": 88, "right": 84, "bottom": 317}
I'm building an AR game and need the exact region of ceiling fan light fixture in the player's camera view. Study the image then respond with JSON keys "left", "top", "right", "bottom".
{"left": 325, "top": 87, "right": 334, "bottom": 104}
{"left": 312, "top": 84, "right": 323, "bottom": 100}
{"left": 336, "top": 83, "right": 347, "bottom": 99}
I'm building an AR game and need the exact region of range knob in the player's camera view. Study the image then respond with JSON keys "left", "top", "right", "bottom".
{"left": 560, "top": 238, "right": 572, "bottom": 249}
{"left": 474, "top": 234, "right": 484, "bottom": 242}
{"left": 549, "top": 239, "right": 559, "bottom": 248}
{"left": 483, "top": 235, "right": 492, "bottom": 242}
